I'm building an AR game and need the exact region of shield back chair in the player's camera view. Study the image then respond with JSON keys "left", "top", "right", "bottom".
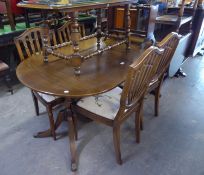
{"left": 14, "top": 27, "right": 64, "bottom": 140}
{"left": 155, "top": 0, "right": 199, "bottom": 33}
{"left": 71, "top": 46, "right": 164, "bottom": 165}
{"left": 148, "top": 32, "right": 181, "bottom": 118}
{"left": 57, "top": 21, "right": 86, "bottom": 44}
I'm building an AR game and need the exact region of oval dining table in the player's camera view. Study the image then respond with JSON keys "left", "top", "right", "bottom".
{"left": 16, "top": 37, "right": 141, "bottom": 171}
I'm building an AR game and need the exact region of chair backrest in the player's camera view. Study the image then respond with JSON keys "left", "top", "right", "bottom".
{"left": 166, "top": 0, "right": 199, "bottom": 17}
{"left": 57, "top": 21, "right": 86, "bottom": 44}
{"left": 14, "top": 27, "right": 57, "bottom": 61}
{"left": 116, "top": 46, "right": 164, "bottom": 121}
{"left": 156, "top": 32, "right": 181, "bottom": 77}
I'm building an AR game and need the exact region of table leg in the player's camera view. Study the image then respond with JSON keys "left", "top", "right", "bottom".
{"left": 41, "top": 13, "right": 49, "bottom": 63}
{"left": 125, "top": 4, "right": 131, "bottom": 49}
{"left": 96, "top": 9, "right": 102, "bottom": 48}
{"left": 71, "top": 12, "right": 82, "bottom": 75}
{"left": 64, "top": 99, "right": 77, "bottom": 171}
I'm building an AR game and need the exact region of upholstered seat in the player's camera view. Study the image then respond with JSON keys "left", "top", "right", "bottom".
{"left": 38, "top": 92, "right": 58, "bottom": 103}
{"left": 0, "top": 60, "right": 9, "bottom": 71}
{"left": 77, "top": 87, "right": 122, "bottom": 120}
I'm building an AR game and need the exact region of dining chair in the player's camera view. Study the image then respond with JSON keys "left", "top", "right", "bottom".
{"left": 14, "top": 27, "right": 64, "bottom": 140}
{"left": 155, "top": 0, "right": 199, "bottom": 33}
{"left": 57, "top": 21, "right": 86, "bottom": 44}
{"left": 148, "top": 32, "right": 181, "bottom": 118}
{"left": 71, "top": 46, "right": 164, "bottom": 165}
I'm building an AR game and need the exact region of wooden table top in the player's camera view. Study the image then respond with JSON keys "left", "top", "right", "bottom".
{"left": 16, "top": 38, "right": 141, "bottom": 98}
{"left": 17, "top": 0, "right": 130, "bottom": 12}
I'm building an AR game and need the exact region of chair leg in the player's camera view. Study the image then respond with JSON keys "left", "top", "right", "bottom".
{"left": 46, "top": 106, "right": 56, "bottom": 140}
{"left": 154, "top": 87, "right": 160, "bottom": 117}
{"left": 31, "top": 91, "right": 39, "bottom": 116}
{"left": 154, "top": 77, "right": 164, "bottom": 117}
{"left": 0, "top": 14, "right": 4, "bottom": 29}
{"left": 113, "top": 126, "right": 122, "bottom": 165}
{"left": 4, "top": 74, "right": 13, "bottom": 95}
{"left": 135, "top": 101, "right": 144, "bottom": 143}
{"left": 24, "top": 9, "right": 30, "bottom": 28}
{"left": 135, "top": 109, "right": 141, "bottom": 143}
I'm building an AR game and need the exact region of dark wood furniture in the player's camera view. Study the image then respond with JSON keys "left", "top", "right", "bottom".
{"left": 188, "top": 5, "right": 204, "bottom": 56}
{"left": 16, "top": 35, "right": 144, "bottom": 171}
{"left": 0, "top": 60, "right": 13, "bottom": 94}
{"left": 155, "top": 0, "right": 199, "bottom": 33}
{"left": 108, "top": 4, "right": 158, "bottom": 43}
{"left": 0, "top": 0, "right": 15, "bottom": 30}
{"left": 14, "top": 27, "right": 65, "bottom": 140}
{"left": 0, "top": 0, "right": 30, "bottom": 30}
{"left": 17, "top": 0, "right": 132, "bottom": 75}
{"left": 57, "top": 21, "right": 86, "bottom": 44}
{"left": 148, "top": 32, "right": 181, "bottom": 117}
{"left": 71, "top": 46, "right": 163, "bottom": 165}
{"left": 16, "top": 0, "right": 134, "bottom": 171}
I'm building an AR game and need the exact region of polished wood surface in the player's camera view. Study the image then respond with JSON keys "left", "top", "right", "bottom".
{"left": 17, "top": 0, "right": 130, "bottom": 12}
{"left": 16, "top": 38, "right": 141, "bottom": 98}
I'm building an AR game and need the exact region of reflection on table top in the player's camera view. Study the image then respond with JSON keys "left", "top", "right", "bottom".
{"left": 18, "top": 0, "right": 130, "bottom": 11}
{"left": 16, "top": 38, "right": 141, "bottom": 98}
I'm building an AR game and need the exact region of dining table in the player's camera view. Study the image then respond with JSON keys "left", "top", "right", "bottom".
{"left": 16, "top": 36, "right": 142, "bottom": 171}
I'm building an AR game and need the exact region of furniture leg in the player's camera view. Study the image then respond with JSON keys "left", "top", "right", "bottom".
{"left": 70, "top": 12, "right": 82, "bottom": 75}
{"left": 113, "top": 126, "right": 122, "bottom": 165}
{"left": 0, "top": 14, "right": 3, "bottom": 29}
{"left": 46, "top": 105, "right": 57, "bottom": 140}
{"left": 4, "top": 73, "right": 13, "bottom": 94}
{"left": 24, "top": 9, "right": 30, "bottom": 28}
{"left": 124, "top": 3, "right": 131, "bottom": 49}
{"left": 70, "top": 107, "right": 78, "bottom": 141}
{"left": 96, "top": 8, "right": 102, "bottom": 47}
{"left": 5, "top": 0, "right": 15, "bottom": 31}
{"left": 154, "top": 86, "right": 160, "bottom": 117}
{"left": 41, "top": 17, "right": 49, "bottom": 63}
{"left": 31, "top": 91, "right": 39, "bottom": 116}
{"left": 33, "top": 109, "right": 65, "bottom": 139}
{"left": 136, "top": 102, "right": 143, "bottom": 143}
{"left": 65, "top": 99, "right": 77, "bottom": 171}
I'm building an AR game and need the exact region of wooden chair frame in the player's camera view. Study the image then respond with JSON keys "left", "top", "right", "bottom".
{"left": 72, "top": 46, "right": 164, "bottom": 165}
{"left": 148, "top": 32, "right": 182, "bottom": 117}
{"left": 57, "top": 21, "right": 86, "bottom": 44}
{"left": 155, "top": 0, "right": 199, "bottom": 33}
{"left": 14, "top": 27, "right": 63, "bottom": 140}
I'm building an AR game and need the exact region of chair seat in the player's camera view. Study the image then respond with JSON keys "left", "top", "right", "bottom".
{"left": 156, "top": 15, "right": 192, "bottom": 25}
{"left": 37, "top": 92, "right": 58, "bottom": 103}
{"left": 77, "top": 87, "right": 122, "bottom": 120}
{"left": 0, "top": 60, "right": 9, "bottom": 72}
